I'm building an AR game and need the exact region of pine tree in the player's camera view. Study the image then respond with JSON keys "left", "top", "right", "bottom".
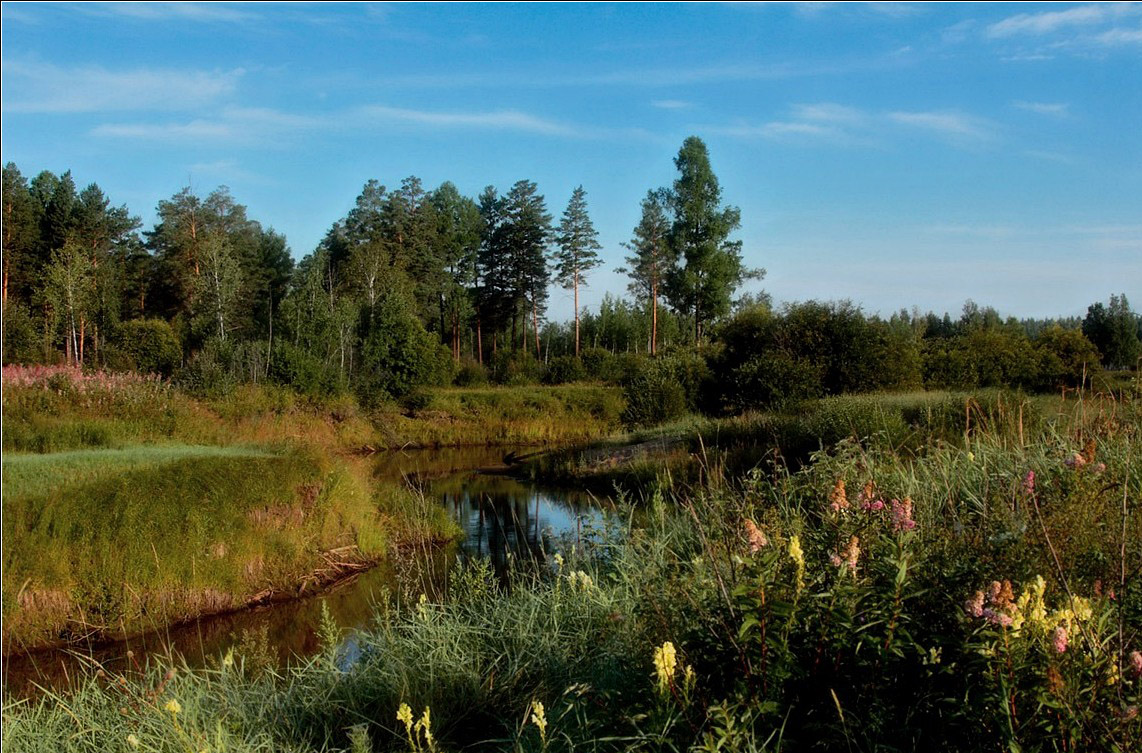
{"left": 553, "top": 186, "right": 602, "bottom": 356}
{"left": 501, "top": 180, "right": 552, "bottom": 355}
{"left": 663, "top": 137, "right": 752, "bottom": 343}
{"left": 620, "top": 190, "right": 674, "bottom": 355}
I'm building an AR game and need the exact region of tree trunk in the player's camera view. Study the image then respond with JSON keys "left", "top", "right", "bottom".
{"left": 477, "top": 314, "right": 484, "bottom": 364}
{"left": 574, "top": 270, "right": 580, "bottom": 357}
{"left": 651, "top": 276, "right": 658, "bottom": 356}
{"left": 532, "top": 298, "right": 541, "bottom": 358}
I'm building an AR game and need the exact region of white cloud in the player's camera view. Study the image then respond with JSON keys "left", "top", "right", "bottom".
{"left": 91, "top": 120, "right": 237, "bottom": 141}
{"left": 1012, "top": 101, "right": 1069, "bottom": 116}
{"left": 651, "top": 99, "right": 694, "bottom": 110}
{"left": 789, "top": 102, "right": 867, "bottom": 124}
{"left": 71, "top": 2, "right": 261, "bottom": 23}
{"left": 887, "top": 110, "right": 993, "bottom": 141}
{"left": 357, "top": 105, "right": 581, "bottom": 136}
{"left": 91, "top": 104, "right": 648, "bottom": 145}
{"left": 707, "top": 103, "right": 994, "bottom": 147}
{"left": 987, "top": 3, "right": 1138, "bottom": 38}
{"left": 1091, "top": 26, "right": 1142, "bottom": 45}
{"left": 2, "top": 60, "right": 242, "bottom": 113}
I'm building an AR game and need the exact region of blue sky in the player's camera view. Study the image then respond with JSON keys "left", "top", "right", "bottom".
{"left": 3, "top": 2, "right": 1140, "bottom": 321}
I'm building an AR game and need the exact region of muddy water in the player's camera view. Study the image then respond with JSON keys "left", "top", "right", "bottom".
{"left": 2, "top": 446, "right": 608, "bottom": 698}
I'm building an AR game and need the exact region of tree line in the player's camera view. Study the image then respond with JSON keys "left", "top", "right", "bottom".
{"left": 3, "top": 135, "right": 1138, "bottom": 405}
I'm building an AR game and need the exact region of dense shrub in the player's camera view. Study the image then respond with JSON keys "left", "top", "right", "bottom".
{"left": 107, "top": 319, "right": 182, "bottom": 377}
{"left": 542, "top": 354, "right": 587, "bottom": 384}
{"left": 487, "top": 350, "right": 544, "bottom": 386}
{"left": 270, "top": 341, "right": 340, "bottom": 397}
{"left": 579, "top": 347, "right": 619, "bottom": 382}
{"left": 621, "top": 357, "right": 689, "bottom": 427}
{"left": 452, "top": 358, "right": 487, "bottom": 387}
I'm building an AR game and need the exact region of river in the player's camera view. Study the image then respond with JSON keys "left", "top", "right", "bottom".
{"left": 2, "top": 446, "right": 609, "bottom": 698}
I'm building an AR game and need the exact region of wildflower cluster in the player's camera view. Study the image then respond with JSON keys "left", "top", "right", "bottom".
{"left": 397, "top": 703, "right": 437, "bottom": 753}
{"left": 653, "top": 641, "right": 696, "bottom": 699}
{"left": 566, "top": 570, "right": 595, "bottom": 591}
{"left": 742, "top": 518, "right": 768, "bottom": 553}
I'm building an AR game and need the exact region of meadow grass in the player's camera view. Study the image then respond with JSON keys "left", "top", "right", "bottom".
{"left": 4, "top": 389, "right": 1139, "bottom": 751}
{"left": 373, "top": 384, "right": 625, "bottom": 448}
{"left": 0, "top": 445, "right": 402, "bottom": 652}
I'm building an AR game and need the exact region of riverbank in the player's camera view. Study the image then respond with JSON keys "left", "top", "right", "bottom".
{"left": 1, "top": 373, "right": 621, "bottom": 656}
{"left": 5, "top": 387, "right": 1139, "bottom": 751}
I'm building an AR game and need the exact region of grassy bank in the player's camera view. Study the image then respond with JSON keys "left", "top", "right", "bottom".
{"left": 0, "top": 370, "right": 461, "bottom": 654}
{"left": 372, "top": 384, "right": 625, "bottom": 448}
{"left": 1, "top": 369, "right": 625, "bottom": 454}
{"left": 530, "top": 389, "right": 1131, "bottom": 494}
{"left": 1, "top": 445, "right": 392, "bottom": 652}
{"left": 4, "top": 390, "right": 1140, "bottom": 751}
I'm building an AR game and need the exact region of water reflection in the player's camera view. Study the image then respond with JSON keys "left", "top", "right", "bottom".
{"left": 438, "top": 472, "right": 605, "bottom": 576}
{"left": 3, "top": 447, "right": 607, "bottom": 699}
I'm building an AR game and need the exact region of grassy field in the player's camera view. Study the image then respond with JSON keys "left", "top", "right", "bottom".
{"left": 4, "top": 388, "right": 1139, "bottom": 751}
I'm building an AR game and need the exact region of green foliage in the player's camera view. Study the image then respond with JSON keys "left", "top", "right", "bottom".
{"left": 109, "top": 318, "right": 182, "bottom": 376}
{"left": 1083, "top": 293, "right": 1141, "bottom": 370}
{"left": 542, "top": 354, "right": 587, "bottom": 385}
{"left": 270, "top": 341, "right": 340, "bottom": 398}
{"left": 452, "top": 358, "right": 488, "bottom": 387}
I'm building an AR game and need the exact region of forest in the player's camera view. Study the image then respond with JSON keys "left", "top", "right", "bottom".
{"left": 5, "top": 136, "right": 1139, "bottom": 414}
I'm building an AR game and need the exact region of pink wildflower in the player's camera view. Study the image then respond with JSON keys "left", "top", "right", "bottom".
{"left": 829, "top": 552, "right": 843, "bottom": 567}
{"left": 965, "top": 590, "right": 985, "bottom": 618}
{"left": 828, "top": 479, "right": 849, "bottom": 514}
{"left": 1053, "top": 626, "right": 1068, "bottom": 654}
{"left": 742, "top": 519, "right": 768, "bottom": 553}
{"left": 891, "top": 498, "right": 916, "bottom": 531}
{"left": 1064, "top": 452, "right": 1087, "bottom": 469}
{"left": 1092, "top": 462, "right": 1106, "bottom": 474}
{"left": 1130, "top": 650, "right": 1142, "bottom": 677}
{"left": 1022, "top": 470, "right": 1035, "bottom": 496}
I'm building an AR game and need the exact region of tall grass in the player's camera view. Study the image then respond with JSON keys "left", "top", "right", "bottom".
{"left": 5, "top": 390, "right": 1139, "bottom": 751}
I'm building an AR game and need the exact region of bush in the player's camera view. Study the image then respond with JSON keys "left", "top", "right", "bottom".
{"left": 109, "top": 319, "right": 182, "bottom": 377}
{"left": 270, "top": 341, "right": 339, "bottom": 397}
{"left": 453, "top": 358, "right": 487, "bottom": 387}
{"left": 488, "top": 351, "right": 544, "bottom": 386}
{"left": 543, "top": 355, "right": 587, "bottom": 385}
{"left": 622, "top": 360, "right": 689, "bottom": 427}
{"left": 580, "top": 347, "right": 619, "bottom": 382}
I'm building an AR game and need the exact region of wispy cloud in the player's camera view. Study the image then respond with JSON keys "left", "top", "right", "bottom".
{"left": 987, "top": 4, "right": 1138, "bottom": 38}
{"left": 651, "top": 100, "right": 694, "bottom": 110}
{"left": 69, "top": 2, "right": 262, "bottom": 24}
{"left": 1091, "top": 26, "right": 1142, "bottom": 45}
{"left": 707, "top": 102, "right": 994, "bottom": 147}
{"left": 1012, "top": 100, "right": 1070, "bottom": 116}
{"left": 91, "top": 120, "right": 238, "bottom": 141}
{"left": 357, "top": 105, "right": 582, "bottom": 136}
{"left": 91, "top": 104, "right": 650, "bottom": 144}
{"left": 886, "top": 110, "right": 994, "bottom": 142}
{"left": 2, "top": 60, "right": 242, "bottom": 113}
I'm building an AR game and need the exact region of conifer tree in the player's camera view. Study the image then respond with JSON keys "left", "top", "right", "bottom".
{"left": 553, "top": 185, "right": 602, "bottom": 356}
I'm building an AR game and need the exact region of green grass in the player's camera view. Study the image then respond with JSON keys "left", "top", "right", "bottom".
{"left": 373, "top": 384, "right": 626, "bottom": 448}
{"left": 4, "top": 395, "right": 1140, "bottom": 751}
{"left": 2, "top": 445, "right": 273, "bottom": 497}
{"left": 0, "top": 445, "right": 401, "bottom": 652}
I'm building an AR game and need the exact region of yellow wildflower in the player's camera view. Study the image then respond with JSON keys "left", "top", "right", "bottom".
{"left": 653, "top": 641, "right": 678, "bottom": 696}
{"left": 415, "top": 707, "right": 436, "bottom": 753}
{"left": 127, "top": 734, "right": 140, "bottom": 748}
{"left": 788, "top": 535, "right": 805, "bottom": 591}
{"left": 222, "top": 648, "right": 234, "bottom": 668}
{"left": 164, "top": 699, "right": 181, "bottom": 715}
{"left": 397, "top": 702, "right": 414, "bottom": 736}
{"left": 529, "top": 700, "right": 548, "bottom": 742}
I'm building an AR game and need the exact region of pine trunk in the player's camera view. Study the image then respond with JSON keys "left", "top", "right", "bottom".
{"left": 574, "top": 271, "right": 580, "bottom": 357}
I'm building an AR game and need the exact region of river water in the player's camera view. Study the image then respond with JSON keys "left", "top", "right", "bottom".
{"left": 2, "top": 446, "right": 608, "bottom": 698}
